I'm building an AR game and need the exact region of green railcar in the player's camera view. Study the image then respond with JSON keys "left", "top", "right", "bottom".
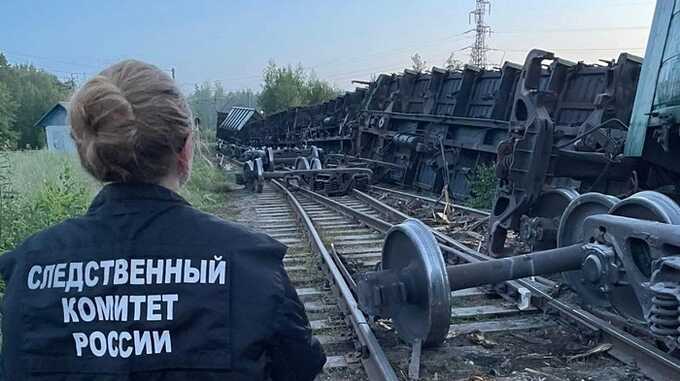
{"left": 627, "top": 0, "right": 680, "bottom": 171}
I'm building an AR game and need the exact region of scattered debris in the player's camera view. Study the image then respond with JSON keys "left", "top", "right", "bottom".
{"left": 467, "top": 217, "right": 489, "bottom": 232}
{"left": 567, "top": 343, "right": 613, "bottom": 362}
{"left": 435, "top": 211, "right": 451, "bottom": 224}
{"left": 464, "top": 230, "right": 484, "bottom": 241}
{"left": 524, "top": 367, "right": 566, "bottom": 381}
{"left": 510, "top": 333, "right": 552, "bottom": 345}
{"left": 467, "top": 374, "right": 495, "bottom": 381}
{"left": 468, "top": 330, "right": 497, "bottom": 348}
{"left": 376, "top": 319, "right": 393, "bottom": 331}
{"left": 345, "top": 351, "right": 362, "bottom": 364}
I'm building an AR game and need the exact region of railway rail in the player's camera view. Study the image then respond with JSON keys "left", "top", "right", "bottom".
{"left": 359, "top": 185, "right": 680, "bottom": 380}
{"left": 220, "top": 168, "right": 680, "bottom": 380}
{"left": 211, "top": 3, "right": 680, "bottom": 378}
{"left": 233, "top": 181, "right": 394, "bottom": 380}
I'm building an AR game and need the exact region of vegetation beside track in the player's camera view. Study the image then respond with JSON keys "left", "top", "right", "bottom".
{"left": 0, "top": 150, "right": 93, "bottom": 253}
{"left": 466, "top": 162, "right": 497, "bottom": 210}
{"left": 0, "top": 139, "right": 233, "bottom": 254}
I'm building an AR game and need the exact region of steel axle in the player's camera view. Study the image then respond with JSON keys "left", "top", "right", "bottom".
{"left": 446, "top": 243, "right": 585, "bottom": 291}
{"left": 357, "top": 219, "right": 590, "bottom": 347}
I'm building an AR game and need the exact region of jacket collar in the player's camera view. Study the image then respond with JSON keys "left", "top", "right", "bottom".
{"left": 87, "top": 183, "right": 190, "bottom": 215}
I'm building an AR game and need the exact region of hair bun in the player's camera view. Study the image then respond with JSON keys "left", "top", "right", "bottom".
{"left": 69, "top": 60, "right": 191, "bottom": 183}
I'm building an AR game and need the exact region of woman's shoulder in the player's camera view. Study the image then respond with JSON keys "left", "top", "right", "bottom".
{"left": 11, "top": 215, "right": 93, "bottom": 253}
{"left": 0, "top": 216, "right": 91, "bottom": 277}
{"left": 5, "top": 204, "right": 288, "bottom": 266}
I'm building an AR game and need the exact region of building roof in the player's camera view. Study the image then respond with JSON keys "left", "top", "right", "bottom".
{"left": 33, "top": 102, "right": 70, "bottom": 129}
{"left": 219, "top": 107, "right": 259, "bottom": 131}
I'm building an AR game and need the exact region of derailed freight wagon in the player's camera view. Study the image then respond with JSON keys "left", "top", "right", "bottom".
{"left": 489, "top": 51, "right": 643, "bottom": 255}
{"left": 216, "top": 48, "right": 643, "bottom": 233}
{"left": 354, "top": 63, "right": 521, "bottom": 198}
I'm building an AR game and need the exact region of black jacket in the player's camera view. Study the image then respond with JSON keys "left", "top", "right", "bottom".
{"left": 0, "top": 183, "right": 325, "bottom": 380}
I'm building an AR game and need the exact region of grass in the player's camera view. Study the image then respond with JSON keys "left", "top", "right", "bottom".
{"left": 6, "top": 150, "right": 98, "bottom": 201}
{"left": 0, "top": 135, "right": 233, "bottom": 254}
{"left": 180, "top": 155, "right": 234, "bottom": 213}
{"left": 0, "top": 150, "right": 94, "bottom": 253}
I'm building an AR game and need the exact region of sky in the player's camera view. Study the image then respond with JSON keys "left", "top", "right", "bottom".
{"left": 0, "top": 0, "right": 657, "bottom": 95}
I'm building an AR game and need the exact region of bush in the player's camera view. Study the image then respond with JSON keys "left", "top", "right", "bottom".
{"left": 30, "top": 164, "right": 90, "bottom": 227}
{"left": 180, "top": 157, "right": 231, "bottom": 212}
{"left": 466, "top": 162, "right": 497, "bottom": 210}
{"left": 0, "top": 155, "right": 92, "bottom": 252}
{"left": 0, "top": 142, "right": 232, "bottom": 253}
{"left": 0, "top": 195, "right": 28, "bottom": 252}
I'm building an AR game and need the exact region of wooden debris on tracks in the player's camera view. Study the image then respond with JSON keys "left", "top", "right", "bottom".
{"left": 567, "top": 343, "right": 613, "bottom": 362}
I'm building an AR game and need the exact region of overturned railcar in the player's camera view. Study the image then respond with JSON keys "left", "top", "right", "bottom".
{"left": 355, "top": 63, "right": 522, "bottom": 198}
{"left": 219, "top": 63, "right": 530, "bottom": 199}
{"left": 216, "top": 49, "right": 652, "bottom": 254}
{"left": 216, "top": 107, "right": 263, "bottom": 147}
{"left": 486, "top": 2, "right": 680, "bottom": 256}
{"left": 488, "top": 51, "right": 643, "bottom": 255}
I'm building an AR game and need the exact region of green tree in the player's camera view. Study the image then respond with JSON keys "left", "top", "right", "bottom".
{"left": 305, "top": 73, "right": 339, "bottom": 105}
{"left": 258, "top": 60, "right": 340, "bottom": 115}
{"left": 411, "top": 53, "right": 428, "bottom": 73}
{"left": 444, "top": 52, "right": 465, "bottom": 71}
{"left": 187, "top": 81, "right": 257, "bottom": 129}
{"left": 258, "top": 61, "right": 306, "bottom": 115}
{"left": 0, "top": 82, "right": 18, "bottom": 146}
{"left": 188, "top": 81, "right": 215, "bottom": 129}
{"left": 217, "top": 87, "right": 257, "bottom": 114}
{"left": 0, "top": 53, "right": 71, "bottom": 149}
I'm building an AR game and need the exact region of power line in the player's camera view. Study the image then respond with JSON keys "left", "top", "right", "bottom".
{"left": 495, "top": 25, "right": 649, "bottom": 34}
{"left": 469, "top": 0, "right": 491, "bottom": 68}
{"left": 307, "top": 32, "right": 471, "bottom": 71}
{"left": 1, "top": 14, "right": 651, "bottom": 91}
{"left": 180, "top": 42, "right": 645, "bottom": 92}
{"left": 174, "top": 34, "right": 474, "bottom": 89}
{"left": 323, "top": 42, "right": 477, "bottom": 82}
{"left": 500, "top": 47, "right": 644, "bottom": 53}
{"left": 324, "top": 64, "right": 412, "bottom": 81}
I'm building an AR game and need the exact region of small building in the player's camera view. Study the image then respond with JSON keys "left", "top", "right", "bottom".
{"left": 34, "top": 102, "right": 76, "bottom": 153}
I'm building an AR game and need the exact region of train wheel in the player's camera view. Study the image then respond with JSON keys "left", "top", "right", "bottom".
{"left": 378, "top": 219, "right": 450, "bottom": 347}
{"left": 310, "top": 158, "right": 323, "bottom": 170}
{"left": 607, "top": 191, "right": 680, "bottom": 321}
{"left": 557, "top": 192, "right": 620, "bottom": 309}
{"left": 265, "top": 147, "right": 275, "bottom": 171}
{"left": 254, "top": 158, "right": 264, "bottom": 194}
{"left": 295, "top": 157, "right": 310, "bottom": 170}
{"left": 610, "top": 191, "right": 680, "bottom": 225}
{"left": 242, "top": 161, "right": 255, "bottom": 191}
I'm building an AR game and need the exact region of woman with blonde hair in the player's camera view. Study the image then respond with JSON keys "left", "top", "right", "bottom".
{"left": 0, "top": 60, "right": 325, "bottom": 380}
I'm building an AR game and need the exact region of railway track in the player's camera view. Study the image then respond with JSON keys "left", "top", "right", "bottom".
{"left": 366, "top": 185, "right": 491, "bottom": 252}
{"left": 233, "top": 183, "right": 375, "bottom": 380}
{"left": 222, "top": 177, "right": 680, "bottom": 380}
